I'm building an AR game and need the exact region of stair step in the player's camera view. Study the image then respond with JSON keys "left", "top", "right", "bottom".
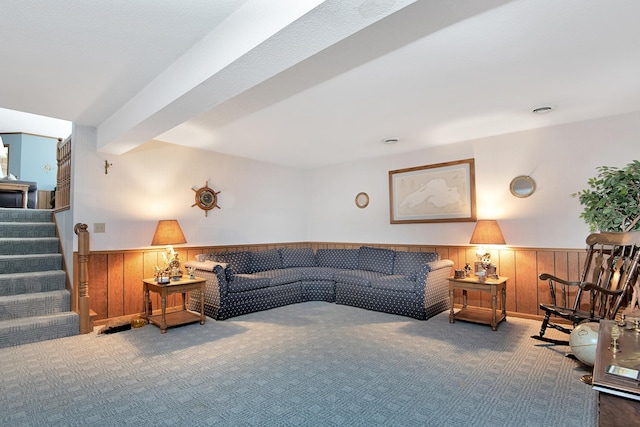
{"left": 0, "top": 312, "right": 79, "bottom": 348}
{"left": 0, "top": 271, "right": 67, "bottom": 297}
{"left": 0, "top": 253, "right": 62, "bottom": 274}
{"left": 0, "top": 210, "right": 79, "bottom": 348}
{"left": 0, "top": 222, "right": 56, "bottom": 238}
{"left": 0, "top": 208, "right": 53, "bottom": 223}
{"left": 0, "top": 290, "right": 71, "bottom": 321}
{"left": 0, "top": 237, "right": 59, "bottom": 255}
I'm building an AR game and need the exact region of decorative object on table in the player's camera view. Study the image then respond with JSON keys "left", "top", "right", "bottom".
{"left": 388, "top": 158, "right": 476, "bottom": 224}
{"left": 569, "top": 321, "right": 600, "bottom": 367}
{"left": 509, "top": 175, "right": 536, "bottom": 198}
{"left": 156, "top": 268, "right": 170, "bottom": 284}
{"left": 454, "top": 269, "right": 465, "bottom": 279}
{"left": 463, "top": 263, "right": 472, "bottom": 277}
{"left": 187, "top": 266, "right": 196, "bottom": 279}
{"left": 469, "top": 219, "right": 505, "bottom": 276}
{"left": 192, "top": 181, "right": 221, "bottom": 216}
{"left": 485, "top": 264, "right": 497, "bottom": 277}
{"left": 355, "top": 192, "right": 369, "bottom": 208}
{"left": 609, "top": 324, "right": 621, "bottom": 353}
{"left": 151, "top": 219, "right": 187, "bottom": 275}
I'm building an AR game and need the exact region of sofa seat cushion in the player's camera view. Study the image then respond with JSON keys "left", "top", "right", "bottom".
{"left": 335, "top": 270, "right": 386, "bottom": 287}
{"left": 358, "top": 246, "right": 395, "bottom": 274}
{"left": 287, "top": 266, "right": 340, "bottom": 281}
{"left": 252, "top": 269, "right": 302, "bottom": 286}
{"left": 370, "top": 275, "right": 416, "bottom": 293}
{"left": 393, "top": 251, "right": 439, "bottom": 280}
{"left": 227, "top": 274, "right": 271, "bottom": 293}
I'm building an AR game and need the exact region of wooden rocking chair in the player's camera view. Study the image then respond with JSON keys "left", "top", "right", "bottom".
{"left": 531, "top": 231, "right": 640, "bottom": 345}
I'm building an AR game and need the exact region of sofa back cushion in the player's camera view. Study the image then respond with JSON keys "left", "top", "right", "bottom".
{"left": 251, "top": 248, "right": 283, "bottom": 273}
{"left": 393, "top": 251, "right": 439, "bottom": 280}
{"left": 358, "top": 246, "right": 395, "bottom": 275}
{"left": 280, "top": 247, "right": 317, "bottom": 268}
{"left": 316, "top": 249, "right": 359, "bottom": 270}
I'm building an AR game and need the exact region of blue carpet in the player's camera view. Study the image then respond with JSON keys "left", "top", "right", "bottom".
{"left": 0, "top": 302, "right": 596, "bottom": 426}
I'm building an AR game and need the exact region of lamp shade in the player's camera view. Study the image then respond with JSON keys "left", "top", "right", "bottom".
{"left": 151, "top": 220, "right": 187, "bottom": 246}
{"left": 469, "top": 220, "right": 506, "bottom": 245}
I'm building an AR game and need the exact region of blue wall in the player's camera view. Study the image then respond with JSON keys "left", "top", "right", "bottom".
{"left": 0, "top": 133, "right": 57, "bottom": 190}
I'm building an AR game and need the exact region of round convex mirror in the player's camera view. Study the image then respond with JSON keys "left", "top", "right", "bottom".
{"left": 510, "top": 175, "right": 536, "bottom": 198}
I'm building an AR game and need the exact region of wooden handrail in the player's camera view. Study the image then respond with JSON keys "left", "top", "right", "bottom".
{"left": 75, "top": 223, "right": 92, "bottom": 334}
{"left": 56, "top": 136, "right": 71, "bottom": 210}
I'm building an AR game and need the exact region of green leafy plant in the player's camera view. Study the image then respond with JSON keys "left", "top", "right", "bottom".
{"left": 572, "top": 160, "right": 640, "bottom": 232}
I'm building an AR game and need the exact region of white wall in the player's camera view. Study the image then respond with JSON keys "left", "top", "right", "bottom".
{"left": 307, "top": 112, "right": 640, "bottom": 249}
{"left": 71, "top": 111, "right": 638, "bottom": 252}
{"left": 73, "top": 128, "right": 308, "bottom": 251}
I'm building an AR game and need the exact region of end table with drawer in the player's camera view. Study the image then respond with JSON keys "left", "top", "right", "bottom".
{"left": 448, "top": 276, "right": 508, "bottom": 331}
{"left": 142, "top": 276, "right": 206, "bottom": 334}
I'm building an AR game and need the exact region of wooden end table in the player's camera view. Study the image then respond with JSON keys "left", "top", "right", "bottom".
{"left": 592, "top": 319, "right": 640, "bottom": 426}
{"left": 448, "top": 275, "right": 508, "bottom": 331}
{"left": 142, "top": 276, "right": 206, "bottom": 334}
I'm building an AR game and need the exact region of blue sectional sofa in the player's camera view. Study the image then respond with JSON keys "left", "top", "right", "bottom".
{"left": 186, "top": 246, "right": 454, "bottom": 321}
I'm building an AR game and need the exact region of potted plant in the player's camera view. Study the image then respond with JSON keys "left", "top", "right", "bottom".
{"left": 572, "top": 160, "right": 640, "bottom": 232}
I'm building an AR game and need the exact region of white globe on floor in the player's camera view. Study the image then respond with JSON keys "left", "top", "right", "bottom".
{"left": 569, "top": 322, "right": 600, "bottom": 366}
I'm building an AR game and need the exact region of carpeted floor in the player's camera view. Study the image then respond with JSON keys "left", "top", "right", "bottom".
{"left": 0, "top": 302, "right": 596, "bottom": 426}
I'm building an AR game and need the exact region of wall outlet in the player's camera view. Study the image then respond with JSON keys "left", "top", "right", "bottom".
{"left": 93, "top": 223, "right": 106, "bottom": 233}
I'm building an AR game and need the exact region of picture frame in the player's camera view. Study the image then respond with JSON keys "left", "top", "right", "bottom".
{"left": 389, "top": 158, "right": 476, "bottom": 224}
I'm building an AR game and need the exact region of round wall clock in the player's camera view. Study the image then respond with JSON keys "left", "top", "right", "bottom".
{"left": 192, "top": 181, "right": 221, "bottom": 216}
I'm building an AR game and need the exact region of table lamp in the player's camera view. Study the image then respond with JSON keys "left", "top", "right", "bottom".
{"left": 151, "top": 219, "right": 187, "bottom": 276}
{"left": 469, "top": 220, "right": 505, "bottom": 275}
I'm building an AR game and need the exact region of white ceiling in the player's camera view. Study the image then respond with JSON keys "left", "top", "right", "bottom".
{"left": 1, "top": 0, "right": 639, "bottom": 169}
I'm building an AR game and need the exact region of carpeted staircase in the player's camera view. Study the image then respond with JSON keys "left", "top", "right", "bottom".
{"left": 0, "top": 208, "right": 78, "bottom": 348}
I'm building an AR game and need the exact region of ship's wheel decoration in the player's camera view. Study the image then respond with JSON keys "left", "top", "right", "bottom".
{"left": 192, "top": 181, "right": 221, "bottom": 217}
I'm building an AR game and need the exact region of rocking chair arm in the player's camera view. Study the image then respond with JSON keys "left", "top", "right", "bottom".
{"left": 540, "top": 273, "right": 582, "bottom": 307}
{"left": 581, "top": 281, "right": 625, "bottom": 296}
{"left": 539, "top": 273, "right": 581, "bottom": 287}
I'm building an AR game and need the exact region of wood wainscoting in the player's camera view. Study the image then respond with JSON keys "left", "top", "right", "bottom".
{"left": 75, "top": 242, "right": 587, "bottom": 324}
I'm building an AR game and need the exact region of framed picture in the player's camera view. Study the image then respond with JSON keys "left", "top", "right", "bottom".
{"left": 389, "top": 158, "right": 476, "bottom": 224}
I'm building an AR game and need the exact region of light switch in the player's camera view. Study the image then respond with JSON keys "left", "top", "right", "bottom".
{"left": 93, "top": 223, "right": 106, "bottom": 233}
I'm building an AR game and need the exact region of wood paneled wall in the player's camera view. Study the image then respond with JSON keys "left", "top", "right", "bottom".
{"left": 75, "top": 242, "right": 587, "bottom": 323}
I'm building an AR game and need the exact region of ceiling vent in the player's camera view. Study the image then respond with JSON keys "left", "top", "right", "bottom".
{"left": 532, "top": 105, "right": 555, "bottom": 114}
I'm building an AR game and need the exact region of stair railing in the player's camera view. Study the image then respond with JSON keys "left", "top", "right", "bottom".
{"left": 75, "top": 223, "right": 92, "bottom": 334}
{"left": 56, "top": 136, "right": 71, "bottom": 211}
